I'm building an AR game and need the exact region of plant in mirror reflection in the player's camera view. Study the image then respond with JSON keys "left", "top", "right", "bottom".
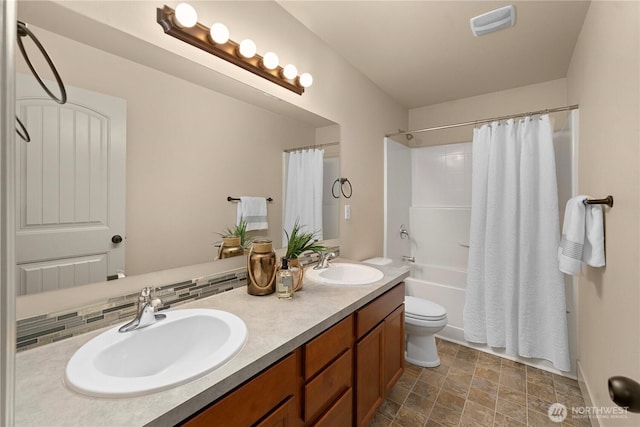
{"left": 216, "top": 218, "right": 255, "bottom": 250}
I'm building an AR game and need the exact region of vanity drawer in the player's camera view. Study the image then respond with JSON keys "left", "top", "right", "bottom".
{"left": 304, "top": 315, "right": 354, "bottom": 379}
{"left": 311, "top": 387, "right": 353, "bottom": 427}
{"left": 356, "top": 283, "right": 405, "bottom": 340}
{"left": 304, "top": 348, "right": 353, "bottom": 423}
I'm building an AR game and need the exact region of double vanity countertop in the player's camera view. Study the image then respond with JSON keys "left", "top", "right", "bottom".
{"left": 14, "top": 260, "right": 409, "bottom": 427}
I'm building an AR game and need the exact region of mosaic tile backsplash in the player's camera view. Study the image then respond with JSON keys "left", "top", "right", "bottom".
{"left": 16, "top": 248, "right": 337, "bottom": 352}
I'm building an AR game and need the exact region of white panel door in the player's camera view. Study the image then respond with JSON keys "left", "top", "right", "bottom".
{"left": 15, "top": 74, "right": 126, "bottom": 295}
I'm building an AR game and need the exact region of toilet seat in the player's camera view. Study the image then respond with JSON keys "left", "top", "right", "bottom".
{"left": 405, "top": 296, "right": 447, "bottom": 321}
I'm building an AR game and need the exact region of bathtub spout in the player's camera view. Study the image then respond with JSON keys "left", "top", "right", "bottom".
{"left": 402, "top": 256, "right": 415, "bottom": 263}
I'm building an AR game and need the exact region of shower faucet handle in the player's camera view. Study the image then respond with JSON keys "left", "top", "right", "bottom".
{"left": 400, "top": 224, "right": 409, "bottom": 239}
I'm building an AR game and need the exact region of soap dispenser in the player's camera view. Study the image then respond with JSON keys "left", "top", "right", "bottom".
{"left": 276, "top": 257, "right": 294, "bottom": 300}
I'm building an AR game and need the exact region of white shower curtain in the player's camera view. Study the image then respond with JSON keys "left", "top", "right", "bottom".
{"left": 283, "top": 149, "right": 324, "bottom": 247}
{"left": 463, "top": 115, "right": 571, "bottom": 372}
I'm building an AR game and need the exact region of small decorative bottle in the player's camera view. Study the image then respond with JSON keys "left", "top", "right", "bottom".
{"left": 276, "top": 257, "right": 294, "bottom": 300}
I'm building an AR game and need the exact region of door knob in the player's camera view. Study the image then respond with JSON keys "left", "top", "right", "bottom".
{"left": 111, "top": 235, "right": 123, "bottom": 244}
{"left": 609, "top": 376, "right": 640, "bottom": 413}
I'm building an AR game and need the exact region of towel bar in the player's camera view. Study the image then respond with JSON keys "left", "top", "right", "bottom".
{"left": 584, "top": 195, "right": 613, "bottom": 207}
{"left": 227, "top": 196, "right": 273, "bottom": 202}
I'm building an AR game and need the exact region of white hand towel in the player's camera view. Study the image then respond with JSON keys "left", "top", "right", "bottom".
{"left": 583, "top": 203, "right": 605, "bottom": 267}
{"left": 558, "top": 195, "right": 605, "bottom": 275}
{"left": 237, "top": 197, "right": 268, "bottom": 231}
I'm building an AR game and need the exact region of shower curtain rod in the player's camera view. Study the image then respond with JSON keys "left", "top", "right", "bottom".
{"left": 283, "top": 141, "right": 339, "bottom": 153}
{"left": 385, "top": 104, "right": 579, "bottom": 138}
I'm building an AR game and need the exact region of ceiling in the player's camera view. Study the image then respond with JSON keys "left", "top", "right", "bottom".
{"left": 279, "top": 1, "right": 591, "bottom": 109}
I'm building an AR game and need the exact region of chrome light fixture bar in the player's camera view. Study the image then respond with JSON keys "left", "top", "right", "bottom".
{"left": 157, "top": 5, "right": 308, "bottom": 95}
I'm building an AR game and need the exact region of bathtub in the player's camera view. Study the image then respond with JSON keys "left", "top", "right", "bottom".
{"left": 404, "top": 262, "right": 576, "bottom": 376}
{"left": 404, "top": 263, "right": 467, "bottom": 343}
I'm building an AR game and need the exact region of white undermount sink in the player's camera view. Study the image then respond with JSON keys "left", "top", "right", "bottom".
{"left": 305, "top": 263, "right": 384, "bottom": 286}
{"left": 65, "top": 308, "right": 247, "bottom": 398}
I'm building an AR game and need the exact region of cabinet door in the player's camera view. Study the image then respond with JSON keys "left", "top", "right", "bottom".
{"left": 256, "top": 396, "right": 297, "bottom": 427}
{"left": 384, "top": 304, "right": 404, "bottom": 394}
{"left": 182, "top": 352, "right": 297, "bottom": 426}
{"left": 355, "top": 323, "right": 384, "bottom": 427}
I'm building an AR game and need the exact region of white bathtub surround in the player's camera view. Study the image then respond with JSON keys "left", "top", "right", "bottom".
{"left": 463, "top": 115, "right": 571, "bottom": 372}
{"left": 283, "top": 148, "right": 324, "bottom": 246}
{"left": 558, "top": 195, "right": 605, "bottom": 275}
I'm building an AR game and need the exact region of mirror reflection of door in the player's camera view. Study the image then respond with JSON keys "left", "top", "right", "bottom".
{"left": 15, "top": 74, "right": 126, "bottom": 295}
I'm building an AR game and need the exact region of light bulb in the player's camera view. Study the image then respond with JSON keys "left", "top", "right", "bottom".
{"left": 174, "top": 3, "right": 198, "bottom": 28}
{"left": 283, "top": 64, "right": 298, "bottom": 80}
{"left": 238, "top": 39, "right": 257, "bottom": 58}
{"left": 209, "top": 23, "right": 229, "bottom": 44}
{"left": 299, "top": 73, "right": 313, "bottom": 88}
{"left": 262, "top": 52, "right": 279, "bottom": 70}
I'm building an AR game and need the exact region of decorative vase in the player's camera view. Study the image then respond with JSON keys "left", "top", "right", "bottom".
{"left": 288, "top": 257, "right": 304, "bottom": 292}
{"left": 247, "top": 239, "right": 276, "bottom": 295}
{"left": 218, "top": 236, "right": 244, "bottom": 259}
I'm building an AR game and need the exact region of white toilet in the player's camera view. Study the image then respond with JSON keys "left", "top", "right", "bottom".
{"left": 404, "top": 296, "right": 447, "bottom": 367}
{"left": 363, "top": 257, "right": 448, "bottom": 367}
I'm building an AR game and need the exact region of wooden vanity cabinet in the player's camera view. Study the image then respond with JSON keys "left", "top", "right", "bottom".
{"left": 178, "top": 283, "right": 405, "bottom": 427}
{"left": 181, "top": 351, "right": 298, "bottom": 427}
{"left": 354, "top": 283, "right": 405, "bottom": 426}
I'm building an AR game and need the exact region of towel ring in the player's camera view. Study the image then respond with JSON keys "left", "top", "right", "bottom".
{"left": 15, "top": 116, "right": 30, "bottom": 142}
{"left": 332, "top": 178, "right": 352, "bottom": 199}
{"left": 331, "top": 179, "right": 340, "bottom": 198}
{"left": 17, "top": 21, "right": 67, "bottom": 105}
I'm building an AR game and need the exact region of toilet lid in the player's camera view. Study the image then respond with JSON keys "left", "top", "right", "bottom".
{"left": 405, "top": 296, "right": 447, "bottom": 320}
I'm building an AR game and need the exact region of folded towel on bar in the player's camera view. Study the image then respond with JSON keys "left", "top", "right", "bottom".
{"left": 558, "top": 195, "right": 605, "bottom": 275}
{"left": 237, "top": 196, "right": 268, "bottom": 231}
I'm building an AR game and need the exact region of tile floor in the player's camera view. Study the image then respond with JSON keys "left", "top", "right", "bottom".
{"left": 371, "top": 339, "right": 590, "bottom": 427}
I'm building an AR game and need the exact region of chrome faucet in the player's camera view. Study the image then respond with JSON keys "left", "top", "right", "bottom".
{"left": 402, "top": 255, "right": 415, "bottom": 263}
{"left": 119, "top": 287, "right": 166, "bottom": 333}
{"left": 314, "top": 251, "right": 336, "bottom": 270}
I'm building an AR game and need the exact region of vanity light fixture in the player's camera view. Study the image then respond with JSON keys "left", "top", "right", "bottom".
{"left": 299, "top": 73, "right": 313, "bottom": 88}
{"left": 157, "top": 5, "right": 311, "bottom": 95}
{"left": 282, "top": 64, "right": 298, "bottom": 80}
{"left": 262, "top": 52, "right": 279, "bottom": 70}
{"left": 238, "top": 39, "right": 257, "bottom": 58}
{"left": 173, "top": 3, "right": 198, "bottom": 28}
{"left": 209, "top": 23, "right": 229, "bottom": 44}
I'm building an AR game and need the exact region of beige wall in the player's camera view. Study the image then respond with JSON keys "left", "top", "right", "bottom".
{"left": 17, "top": 26, "right": 318, "bottom": 276}
{"left": 25, "top": 0, "right": 408, "bottom": 264}
{"left": 567, "top": 1, "right": 640, "bottom": 424}
{"left": 408, "top": 78, "right": 567, "bottom": 146}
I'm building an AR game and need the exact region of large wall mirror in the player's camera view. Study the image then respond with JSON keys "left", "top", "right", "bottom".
{"left": 15, "top": 1, "right": 340, "bottom": 297}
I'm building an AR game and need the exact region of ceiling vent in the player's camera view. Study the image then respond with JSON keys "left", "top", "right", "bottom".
{"left": 470, "top": 5, "right": 516, "bottom": 37}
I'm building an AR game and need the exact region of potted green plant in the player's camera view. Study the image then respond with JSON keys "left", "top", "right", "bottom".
{"left": 217, "top": 218, "right": 255, "bottom": 258}
{"left": 284, "top": 220, "right": 327, "bottom": 291}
